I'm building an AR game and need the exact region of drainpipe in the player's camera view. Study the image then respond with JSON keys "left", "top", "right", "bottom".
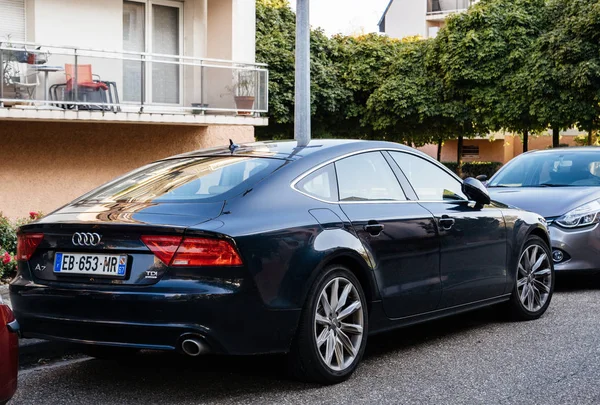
{"left": 295, "top": 0, "right": 311, "bottom": 147}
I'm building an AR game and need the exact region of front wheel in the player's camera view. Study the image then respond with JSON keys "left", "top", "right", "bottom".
{"left": 288, "top": 265, "right": 368, "bottom": 384}
{"left": 508, "top": 235, "right": 555, "bottom": 321}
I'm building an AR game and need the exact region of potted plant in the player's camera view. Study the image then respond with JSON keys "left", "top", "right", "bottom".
{"left": 230, "top": 69, "right": 256, "bottom": 116}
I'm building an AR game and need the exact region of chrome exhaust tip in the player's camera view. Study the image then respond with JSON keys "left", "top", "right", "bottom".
{"left": 181, "top": 337, "right": 208, "bottom": 357}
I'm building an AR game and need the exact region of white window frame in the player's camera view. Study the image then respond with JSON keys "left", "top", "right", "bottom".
{"left": 125, "top": 0, "right": 184, "bottom": 106}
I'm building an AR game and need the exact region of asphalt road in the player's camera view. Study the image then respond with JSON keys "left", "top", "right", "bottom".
{"left": 10, "top": 275, "right": 600, "bottom": 405}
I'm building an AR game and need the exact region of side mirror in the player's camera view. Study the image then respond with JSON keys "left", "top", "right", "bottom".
{"left": 462, "top": 177, "right": 491, "bottom": 206}
{"left": 476, "top": 175, "right": 488, "bottom": 182}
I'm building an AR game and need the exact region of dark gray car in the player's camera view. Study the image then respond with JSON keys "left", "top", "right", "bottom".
{"left": 488, "top": 147, "right": 600, "bottom": 272}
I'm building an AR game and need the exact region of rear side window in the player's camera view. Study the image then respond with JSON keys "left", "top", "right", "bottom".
{"left": 335, "top": 152, "right": 406, "bottom": 202}
{"left": 80, "top": 157, "right": 285, "bottom": 203}
{"left": 296, "top": 164, "right": 338, "bottom": 202}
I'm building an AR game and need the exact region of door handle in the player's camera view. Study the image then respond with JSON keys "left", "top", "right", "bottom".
{"left": 364, "top": 221, "right": 385, "bottom": 236}
{"left": 439, "top": 215, "right": 455, "bottom": 230}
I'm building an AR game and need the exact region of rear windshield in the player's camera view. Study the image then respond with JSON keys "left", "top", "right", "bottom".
{"left": 489, "top": 152, "right": 600, "bottom": 188}
{"left": 79, "top": 157, "right": 285, "bottom": 203}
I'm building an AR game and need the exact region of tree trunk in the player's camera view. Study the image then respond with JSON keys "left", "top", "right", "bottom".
{"left": 589, "top": 130, "right": 593, "bottom": 146}
{"left": 552, "top": 127, "right": 560, "bottom": 148}
{"left": 437, "top": 138, "right": 443, "bottom": 161}
{"left": 456, "top": 135, "right": 464, "bottom": 176}
{"left": 523, "top": 129, "right": 529, "bottom": 153}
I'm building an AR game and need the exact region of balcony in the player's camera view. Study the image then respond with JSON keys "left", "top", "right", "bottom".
{"left": 0, "top": 41, "right": 269, "bottom": 126}
{"left": 427, "top": 0, "right": 476, "bottom": 20}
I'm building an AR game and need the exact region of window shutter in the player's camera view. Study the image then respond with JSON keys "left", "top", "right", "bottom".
{"left": 0, "top": 0, "right": 26, "bottom": 42}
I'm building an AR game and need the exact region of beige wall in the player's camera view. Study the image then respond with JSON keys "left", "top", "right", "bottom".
{"left": 30, "top": 0, "right": 123, "bottom": 49}
{"left": 506, "top": 134, "right": 579, "bottom": 161}
{"left": 207, "top": 0, "right": 233, "bottom": 60}
{"left": 0, "top": 121, "right": 254, "bottom": 219}
{"left": 231, "top": 0, "right": 256, "bottom": 63}
{"left": 418, "top": 139, "right": 505, "bottom": 162}
{"left": 418, "top": 135, "right": 582, "bottom": 164}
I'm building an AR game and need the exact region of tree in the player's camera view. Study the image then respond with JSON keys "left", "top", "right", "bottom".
{"left": 434, "top": 0, "right": 550, "bottom": 154}
{"left": 540, "top": 0, "right": 600, "bottom": 146}
{"left": 327, "top": 34, "right": 408, "bottom": 139}
{"left": 255, "top": 0, "right": 348, "bottom": 140}
{"left": 365, "top": 39, "right": 469, "bottom": 150}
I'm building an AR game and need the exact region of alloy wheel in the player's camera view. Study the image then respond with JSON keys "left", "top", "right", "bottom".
{"left": 314, "top": 277, "right": 364, "bottom": 372}
{"left": 517, "top": 244, "right": 552, "bottom": 312}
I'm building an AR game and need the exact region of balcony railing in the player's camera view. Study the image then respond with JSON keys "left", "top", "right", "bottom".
{"left": 0, "top": 41, "right": 268, "bottom": 117}
{"left": 427, "top": 0, "right": 475, "bottom": 15}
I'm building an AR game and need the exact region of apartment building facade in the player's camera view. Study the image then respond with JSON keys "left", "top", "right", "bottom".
{"left": 0, "top": 0, "right": 268, "bottom": 218}
{"left": 379, "top": 0, "right": 478, "bottom": 39}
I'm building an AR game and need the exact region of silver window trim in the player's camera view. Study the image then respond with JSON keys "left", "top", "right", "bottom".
{"left": 290, "top": 147, "right": 466, "bottom": 205}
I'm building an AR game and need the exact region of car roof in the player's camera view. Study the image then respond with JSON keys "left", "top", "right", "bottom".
{"left": 167, "top": 139, "right": 420, "bottom": 161}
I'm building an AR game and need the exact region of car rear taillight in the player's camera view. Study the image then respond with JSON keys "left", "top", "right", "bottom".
{"left": 16, "top": 233, "right": 44, "bottom": 261}
{"left": 140, "top": 235, "right": 182, "bottom": 266}
{"left": 141, "top": 235, "right": 242, "bottom": 267}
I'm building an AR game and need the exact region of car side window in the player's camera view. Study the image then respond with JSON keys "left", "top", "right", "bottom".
{"left": 296, "top": 164, "right": 339, "bottom": 202}
{"left": 390, "top": 152, "right": 467, "bottom": 201}
{"left": 335, "top": 152, "right": 406, "bottom": 202}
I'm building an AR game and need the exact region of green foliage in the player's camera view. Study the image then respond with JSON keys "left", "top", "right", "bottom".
{"left": 255, "top": 0, "right": 348, "bottom": 140}
{"left": 575, "top": 133, "right": 600, "bottom": 147}
{"left": 327, "top": 34, "right": 408, "bottom": 138}
{"left": 442, "top": 162, "right": 503, "bottom": 179}
{"left": 436, "top": 0, "right": 547, "bottom": 152}
{"left": 537, "top": 0, "right": 600, "bottom": 136}
{"left": 256, "top": 0, "right": 600, "bottom": 158}
{"left": 366, "top": 39, "right": 449, "bottom": 145}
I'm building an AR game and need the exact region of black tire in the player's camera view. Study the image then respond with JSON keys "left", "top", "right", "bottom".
{"left": 287, "top": 264, "right": 369, "bottom": 385}
{"left": 508, "top": 235, "right": 555, "bottom": 321}
{"left": 81, "top": 345, "right": 140, "bottom": 360}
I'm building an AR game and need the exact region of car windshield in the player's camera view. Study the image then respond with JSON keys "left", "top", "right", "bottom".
{"left": 488, "top": 151, "right": 600, "bottom": 188}
{"left": 78, "top": 156, "right": 285, "bottom": 203}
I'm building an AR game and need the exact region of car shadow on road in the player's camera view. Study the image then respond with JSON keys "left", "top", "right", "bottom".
{"left": 554, "top": 273, "right": 600, "bottom": 292}
{"left": 48, "top": 306, "right": 507, "bottom": 401}
{"left": 363, "top": 306, "right": 505, "bottom": 361}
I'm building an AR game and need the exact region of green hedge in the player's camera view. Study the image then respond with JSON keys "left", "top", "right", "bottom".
{"left": 442, "top": 162, "right": 503, "bottom": 179}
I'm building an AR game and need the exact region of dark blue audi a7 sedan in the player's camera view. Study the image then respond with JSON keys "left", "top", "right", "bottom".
{"left": 10, "top": 140, "right": 553, "bottom": 384}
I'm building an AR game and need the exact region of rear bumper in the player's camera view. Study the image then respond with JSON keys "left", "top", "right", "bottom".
{"left": 549, "top": 224, "right": 600, "bottom": 272}
{"left": 9, "top": 279, "right": 300, "bottom": 355}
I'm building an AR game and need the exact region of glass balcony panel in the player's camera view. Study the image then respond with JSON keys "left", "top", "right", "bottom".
{"left": 0, "top": 41, "right": 268, "bottom": 117}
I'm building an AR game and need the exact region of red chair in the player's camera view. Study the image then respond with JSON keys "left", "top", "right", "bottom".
{"left": 65, "top": 64, "right": 108, "bottom": 92}
{"left": 0, "top": 296, "right": 18, "bottom": 404}
{"left": 50, "top": 64, "right": 120, "bottom": 111}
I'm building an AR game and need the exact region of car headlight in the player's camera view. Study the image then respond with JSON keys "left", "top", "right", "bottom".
{"left": 556, "top": 200, "right": 600, "bottom": 228}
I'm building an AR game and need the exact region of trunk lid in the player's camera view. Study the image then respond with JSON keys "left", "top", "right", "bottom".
{"left": 20, "top": 201, "right": 224, "bottom": 286}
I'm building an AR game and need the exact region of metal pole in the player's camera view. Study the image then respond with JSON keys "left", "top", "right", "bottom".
{"left": 140, "top": 54, "right": 145, "bottom": 112}
{"left": 0, "top": 46, "right": 4, "bottom": 108}
{"left": 74, "top": 50, "right": 79, "bottom": 111}
{"left": 295, "top": 0, "right": 311, "bottom": 147}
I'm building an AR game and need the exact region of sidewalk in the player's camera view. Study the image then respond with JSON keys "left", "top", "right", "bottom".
{"left": 1, "top": 284, "right": 80, "bottom": 366}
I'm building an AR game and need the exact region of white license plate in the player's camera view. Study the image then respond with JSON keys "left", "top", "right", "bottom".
{"left": 54, "top": 252, "right": 127, "bottom": 277}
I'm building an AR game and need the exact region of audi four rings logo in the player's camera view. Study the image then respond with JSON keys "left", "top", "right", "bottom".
{"left": 72, "top": 232, "right": 102, "bottom": 246}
